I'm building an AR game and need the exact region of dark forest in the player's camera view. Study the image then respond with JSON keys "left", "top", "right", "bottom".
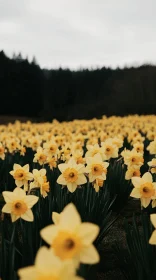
{"left": 0, "top": 50, "right": 155, "bottom": 122}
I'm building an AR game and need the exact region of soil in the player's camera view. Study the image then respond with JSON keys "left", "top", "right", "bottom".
{"left": 97, "top": 198, "right": 141, "bottom": 280}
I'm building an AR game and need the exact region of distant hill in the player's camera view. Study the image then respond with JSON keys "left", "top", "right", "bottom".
{"left": 0, "top": 50, "right": 155, "bottom": 121}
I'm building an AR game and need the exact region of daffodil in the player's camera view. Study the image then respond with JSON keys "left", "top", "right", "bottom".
{"left": 0, "top": 142, "right": 5, "bottom": 160}
{"left": 121, "top": 149, "right": 144, "bottom": 168}
{"left": 85, "top": 143, "right": 102, "bottom": 158}
{"left": 18, "top": 246, "right": 83, "bottom": 280}
{"left": 43, "top": 140, "right": 59, "bottom": 156}
{"left": 2, "top": 187, "right": 39, "bottom": 222}
{"left": 100, "top": 140, "right": 119, "bottom": 160}
{"left": 148, "top": 158, "right": 156, "bottom": 174}
{"left": 93, "top": 178, "right": 104, "bottom": 192}
{"left": 10, "top": 164, "right": 33, "bottom": 191}
{"left": 85, "top": 153, "right": 109, "bottom": 183}
{"left": 125, "top": 166, "right": 141, "bottom": 180}
{"left": 31, "top": 168, "right": 46, "bottom": 186}
{"left": 30, "top": 168, "right": 49, "bottom": 198}
{"left": 33, "top": 147, "right": 47, "bottom": 165}
{"left": 40, "top": 203, "right": 100, "bottom": 266}
{"left": 130, "top": 172, "right": 156, "bottom": 208}
{"left": 57, "top": 158, "right": 87, "bottom": 193}
{"left": 46, "top": 156, "right": 57, "bottom": 170}
{"left": 147, "top": 139, "right": 156, "bottom": 155}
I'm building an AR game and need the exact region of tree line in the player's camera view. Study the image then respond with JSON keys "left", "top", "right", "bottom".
{"left": 0, "top": 50, "right": 155, "bottom": 122}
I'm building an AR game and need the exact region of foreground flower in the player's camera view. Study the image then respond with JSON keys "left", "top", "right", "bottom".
{"left": 57, "top": 158, "right": 87, "bottom": 193}
{"left": 130, "top": 172, "right": 156, "bottom": 208}
{"left": 149, "top": 214, "right": 156, "bottom": 245}
{"left": 18, "top": 246, "right": 83, "bottom": 280}
{"left": 10, "top": 164, "right": 33, "bottom": 190}
{"left": 52, "top": 211, "right": 61, "bottom": 225}
{"left": 40, "top": 203, "right": 100, "bottom": 266}
{"left": 2, "top": 187, "right": 39, "bottom": 222}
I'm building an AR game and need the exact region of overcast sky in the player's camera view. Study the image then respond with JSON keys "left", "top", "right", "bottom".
{"left": 0, "top": 0, "right": 156, "bottom": 69}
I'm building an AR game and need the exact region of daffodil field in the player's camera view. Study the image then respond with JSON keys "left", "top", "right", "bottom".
{"left": 0, "top": 115, "right": 156, "bottom": 280}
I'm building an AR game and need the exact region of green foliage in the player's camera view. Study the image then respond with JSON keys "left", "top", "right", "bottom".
{"left": 114, "top": 214, "right": 156, "bottom": 280}
{"left": 105, "top": 158, "right": 132, "bottom": 212}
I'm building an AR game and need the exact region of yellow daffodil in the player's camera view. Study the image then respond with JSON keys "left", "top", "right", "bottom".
{"left": 0, "top": 142, "right": 5, "bottom": 160}
{"left": 85, "top": 153, "right": 109, "bottom": 183}
{"left": 10, "top": 164, "right": 33, "bottom": 191}
{"left": 148, "top": 158, "right": 156, "bottom": 174}
{"left": 57, "top": 158, "right": 87, "bottom": 193}
{"left": 43, "top": 140, "right": 59, "bottom": 156}
{"left": 147, "top": 139, "right": 156, "bottom": 155}
{"left": 30, "top": 168, "right": 49, "bottom": 198}
{"left": 93, "top": 178, "right": 104, "bottom": 192}
{"left": 18, "top": 246, "right": 84, "bottom": 280}
{"left": 101, "top": 140, "right": 119, "bottom": 160}
{"left": 121, "top": 149, "right": 144, "bottom": 168}
{"left": 33, "top": 147, "right": 47, "bottom": 166}
{"left": 85, "top": 143, "right": 102, "bottom": 158}
{"left": 40, "top": 203, "right": 100, "bottom": 266}
{"left": 31, "top": 168, "right": 46, "bottom": 186}
{"left": 130, "top": 172, "right": 156, "bottom": 208}
{"left": 125, "top": 166, "right": 141, "bottom": 180}
{"left": 2, "top": 187, "right": 38, "bottom": 222}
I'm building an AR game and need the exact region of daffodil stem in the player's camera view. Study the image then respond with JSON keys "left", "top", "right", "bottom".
{"left": 9, "top": 222, "right": 16, "bottom": 280}
{"left": 10, "top": 222, "right": 16, "bottom": 244}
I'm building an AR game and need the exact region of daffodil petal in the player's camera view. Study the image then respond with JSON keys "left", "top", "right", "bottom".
{"left": 78, "top": 223, "right": 99, "bottom": 245}
{"left": 2, "top": 203, "right": 12, "bottom": 213}
{"left": 150, "top": 214, "right": 156, "bottom": 228}
{"left": 24, "top": 195, "right": 39, "bottom": 208}
{"left": 40, "top": 225, "right": 58, "bottom": 245}
{"left": 149, "top": 230, "right": 156, "bottom": 245}
{"left": 76, "top": 175, "right": 87, "bottom": 185}
{"left": 52, "top": 212, "right": 60, "bottom": 225}
{"left": 59, "top": 203, "right": 81, "bottom": 230}
{"left": 57, "top": 174, "right": 67, "bottom": 186}
{"left": 2, "top": 191, "right": 15, "bottom": 203}
{"left": 141, "top": 197, "right": 151, "bottom": 208}
{"left": 23, "top": 164, "right": 29, "bottom": 172}
{"left": 58, "top": 163, "right": 68, "bottom": 173}
{"left": 130, "top": 188, "right": 141, "bottom": 198}
{"left": 67, "top": 182, "right": 77, "bottom": 193}
{"left": 13, "top": 187, "right": 26, "bottom": 197}
{"left": 142, "top": 172, "right": 153, "bottom": 183}
{"left": 18, "top": 266, "right": 37, "bottom": 280}
{"left": 35, "top": 247, "right": 61, "bottom": 273}
{"left": 131, "top": 177, "right": 142, "bottom": 188}
{"left": 80, "top": 244, "right": 100, "bottom": 264}
{"left": 11, "top": 213, "right": 20, "bottom": 222}
{"left": 13, "top": 164, "right": 21, "bottom": 170}
{"left": 21, "top": 209, "right": 34, "bottom": 222}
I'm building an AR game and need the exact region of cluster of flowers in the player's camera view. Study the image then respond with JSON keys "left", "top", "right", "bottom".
{"left": 2, "top": 186, "right": 99, "bottom": 280}
{"left": 1, "top": 115, "right": 156, "bottom": 278}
